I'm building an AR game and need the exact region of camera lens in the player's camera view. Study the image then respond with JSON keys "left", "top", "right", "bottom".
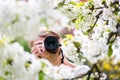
{"left": 44, "top": 36, "right": 59, "bottom": 54}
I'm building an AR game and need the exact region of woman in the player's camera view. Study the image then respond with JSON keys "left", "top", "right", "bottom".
{"left": 31, "top": 30, "right": 90, "bottom": 79}
{"left": 31, "top": 31, "right": 78, "bottom": 68}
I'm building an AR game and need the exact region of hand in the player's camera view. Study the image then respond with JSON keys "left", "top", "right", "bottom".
{"left": 31, "top": 40, "right": 45, "bottom": 58}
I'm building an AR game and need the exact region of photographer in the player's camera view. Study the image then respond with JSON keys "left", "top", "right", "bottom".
{"left": 31, "top": 31, "right": 78, "bottom": 68}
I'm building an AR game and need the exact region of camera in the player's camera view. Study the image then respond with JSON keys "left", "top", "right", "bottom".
{"left": 44, "top": 36, "right": 59, "bottom": 54}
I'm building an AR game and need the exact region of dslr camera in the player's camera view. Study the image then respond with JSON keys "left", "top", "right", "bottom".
{"left": 44, "top": 36, "right": 60, "bottom": 54}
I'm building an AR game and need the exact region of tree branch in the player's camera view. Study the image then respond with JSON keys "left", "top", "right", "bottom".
{"left": 87, "top": 10, "right": 103, "bottom": 34}
{"left": 63, "top": 63, "right": 102, "bottom": 80}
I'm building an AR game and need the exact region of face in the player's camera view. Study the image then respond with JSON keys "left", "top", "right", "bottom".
{"left": 31, "top": 37, "right": 61, "bottom": 58}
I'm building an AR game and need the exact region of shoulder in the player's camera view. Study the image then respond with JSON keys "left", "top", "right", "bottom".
{"left": 73, "top": 65, "right": 90, "bottom": 77}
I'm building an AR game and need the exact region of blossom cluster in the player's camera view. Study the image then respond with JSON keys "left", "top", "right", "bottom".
{"left": 0, "top": 42, "right": 90, "bottom": 80}
{"left": 59, "top": 0, "right": 120, "bottom": 63}
{"left": 0, "top": 0, "right": 68, "bottom": 41}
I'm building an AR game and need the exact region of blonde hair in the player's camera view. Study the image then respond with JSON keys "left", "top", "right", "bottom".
{"left": 38, "top": 31, "right": 60, "bottom": 39}
{"left": 31, "top": 31, "right": 60, "bottom": 47}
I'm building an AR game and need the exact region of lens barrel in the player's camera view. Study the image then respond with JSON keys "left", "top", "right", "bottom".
{"left": 44, "top": 36, "right": 59, "bottom": 54}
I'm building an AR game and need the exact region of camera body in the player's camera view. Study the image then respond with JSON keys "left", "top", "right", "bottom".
{"left": 44, "top": 36, "right": 59, "bottom": 54}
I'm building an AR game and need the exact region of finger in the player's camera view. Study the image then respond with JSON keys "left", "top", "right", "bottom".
{"left": 35, "top": 46, "right": 42, "bottom": 53}
{"left": 32, "top": 49, "right": 38, "bottom": 54}
{"left": 31, "top": 47, "right": 36, "bottom": 53}
{"left": 31, "top": 45, "right": 45, "bottom": 58}
{"left": 31, "top": 45, "right": 42, "bottom": 53}
{"left": 31, "top": 46, "right": 41, "bottom": 54}
{"left": 31, "top": 46, "right": 39, "bottom": 54}
{"left": 32, "top": 52, "right": 41, "bottom": 58}
{"left": 36, "top": 53, "right": 42, "bottom": 57}
{"left": 33, "top": 40, "right": 43, "bottom": 46}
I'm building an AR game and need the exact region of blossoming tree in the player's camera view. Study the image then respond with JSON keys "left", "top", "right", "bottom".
{"left": 0, "top": 0, "right": 120, "bottom": 80}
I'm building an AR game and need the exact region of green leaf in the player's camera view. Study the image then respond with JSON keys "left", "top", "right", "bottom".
{"left": 102, "top": 0, "right": 106, "bottom": 4}
{"left": 10, "top": 37, "right": 31, "bottom": 52}
{"left": 106, "top": 29, "right": 111, "bottom": 32}
{"left": 25, "top": 61, "right": 32, "bottom": 69}
{"left": 2, "top": 58, "right": 13, "bottom": 66}
{"left": 87, "top": 0, "right": 94, "bottom": 9}
{"left": 75, "top": 15, "right": 84, "bottom": 29}
{"left": 83, "top": 31, "right": 89, "bottom": 35}
{"left": 108, "top": 43, "right": 113, "bottom": 57}
{"left": 65, "top": 34, "right": 73, "bottom": 39}
{"left": 56, "top": 0, "right": 65, "bottom": 9}
{"left": 73, "top": 41, "right": 81, "bottom": 48}
{"left": 58, "top": 2, "right": 64, "bottom": 8}
{"left": 75, "top": 19, "right": 79, "bottom": 29}
{"left": 11, "top": 14, "right": 19, "bottom": 24}
{"left": 4, "top": 71, "right": 10, "bottom": 76}
{"left": 69, "top": 1, "right": 76, "bottom": 5}
{"left": 41, "top": 62, "right": 46, "bottom": 68}
{"left": 75, "top": 2, "right": 85, "bottom": 8}
{"left": 0, "top": 76, "right": 6, "bottom": 80}
{"left": 38, "top": 71, "right": 45, "bottom": 80}
{"left": 40, "top": 18, "right": 49, "bottom": 28}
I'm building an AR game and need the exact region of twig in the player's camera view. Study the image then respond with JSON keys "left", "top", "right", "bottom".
{"left": 63, "top": 63, "right": 102, "bottom": 80}
{"left": 87, "top": 10, "right": 103, "bottom": 33}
